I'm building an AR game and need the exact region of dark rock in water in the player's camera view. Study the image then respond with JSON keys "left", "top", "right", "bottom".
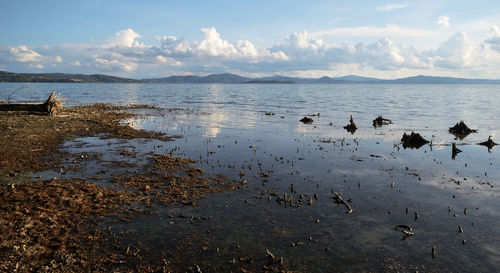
{"left": 478, "top": 136, "right": 497, "bottom": 152}
{"left": 449, "top": 121, "right": 477, "bottom": 140}
{"left": 372, "top": 116, "right": 392, "bottom": 127}
{"left": 452, "top": 143, "right": 462, "bottom": 160}
{"left": 343, "top": 115, "right": 358, "bottom": 134}
{"left": 300, "top": 117, "right": 313, "bottom": 124}
{"left": 401, "top": 132, "right": 429, "bottom": 149}
{"left": 265, "top": 112, "right": 275, "bottom": 116}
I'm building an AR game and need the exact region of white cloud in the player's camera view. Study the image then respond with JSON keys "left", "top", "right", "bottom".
{"left": 485, "top": 26, "right": 500, "bottom": 53}
{"left": 30, "top": 63, "right": 44, "bottom": 69}
{"left": 8, "top": 45, "right": 43, "bottom": 62}
{"left": 91, "top": 52, "right": 139, "bottom": 72}
{"left": 270, "top": 31, "right": 431, "bottom": 71}
{"left": 433, "top": 32, "right": 474, "bottom": 68}
{"left": 376, "top": 3, "right": 409, "bottom": 12}
{"left": 437, "top": 16, "right": 450, "bottom": 28}
{"left": 105, "top": 29, "right": 144, "bottom": 48}
{"left": 2, "top": 27, "right": 500, "bottom": 78}
{"left": 160, "top": 27, "right": 289, "bottom": 62}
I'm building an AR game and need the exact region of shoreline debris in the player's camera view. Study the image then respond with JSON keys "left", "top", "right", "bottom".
{"left": 332, "top": 191, "right": 353, "bottom": 214}
{"left": 372, "top": 116, "right": 392, "bottom": 127}
{"left": 300, "top": 117, "right": 313, "bottom": 124}
{"left": 401, "top": 132, "right": 429, "bottom": 149}
{"left": 343, "top": 115, "right": 358, "bottom": 134}
{"left": 394, "top": 225, "right": 415, "bottom": 240}
{"left": 0, "top": 90, "right": 63, "bottom": 116}
{"left": 449, "top": 121, "right": 477, "bottom": 140}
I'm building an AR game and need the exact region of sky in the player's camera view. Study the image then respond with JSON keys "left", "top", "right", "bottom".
{"left": 1, "top": 0, "right": 500, "bottom": 79}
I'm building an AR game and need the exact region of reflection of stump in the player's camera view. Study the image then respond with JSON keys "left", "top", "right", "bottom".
{"left": 0, "top": 90, "right": 62, "bottom": 115}
{"left": 452, "top": 143, "right": 462, "bottom": 160}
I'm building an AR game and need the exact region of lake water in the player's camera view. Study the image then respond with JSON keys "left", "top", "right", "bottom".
{"left": 2, "top": 82, "right": 500, "bottom": 271}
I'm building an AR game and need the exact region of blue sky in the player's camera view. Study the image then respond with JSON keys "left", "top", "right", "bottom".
{"left": 1, "top": 0, "right": 500, "bottom": 79}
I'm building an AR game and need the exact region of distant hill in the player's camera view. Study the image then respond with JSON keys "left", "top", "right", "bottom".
{"left": 391, "top": 75, "right": 500, "bottom": 84}
{"left": 145, "top": 73, "right": 251, "bottom": 83}
{"left": 1, "top": 70, "right": 500, "bottom": 84}
{"left": 0, "top": 71, "right": 140, "bottom": 83}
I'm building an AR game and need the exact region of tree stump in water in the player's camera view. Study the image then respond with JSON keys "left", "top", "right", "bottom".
{"left": 0, "top": 90, "right": 62, "bottom": 115}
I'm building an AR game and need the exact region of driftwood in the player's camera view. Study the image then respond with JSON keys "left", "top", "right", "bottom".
{"left": 333, "top": 191, "right": 353, "bottom": 214}
{"left": 0, "top": 90, "right": 62, "bottom": 115}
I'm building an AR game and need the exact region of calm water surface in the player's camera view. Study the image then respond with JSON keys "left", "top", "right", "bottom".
{"left": 2, "top": 83, "right": 500, "bottom": 271}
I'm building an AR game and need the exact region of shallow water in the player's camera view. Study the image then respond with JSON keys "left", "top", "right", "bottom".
{"left": 4, "top": 82, "right": 500, "bottom": 271}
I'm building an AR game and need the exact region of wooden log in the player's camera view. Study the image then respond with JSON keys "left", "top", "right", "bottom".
{"left": 0, "top": 90, "right": 62, "bottom": 115}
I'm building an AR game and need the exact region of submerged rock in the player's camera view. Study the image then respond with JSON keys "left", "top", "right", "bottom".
{"left": 300, "top": 117, "right": 313, "bottom": 124}
{"left": 343, "top": 115, "right": 358, "bottom": 134}
{"left": 449, "top": 121, "right": 477, "bottom": 140}
{"left": 372, "top": 116, "right": 392, "bottom": 127}
{"left": 401, "top": 132, "right": 429, "bottom": 149}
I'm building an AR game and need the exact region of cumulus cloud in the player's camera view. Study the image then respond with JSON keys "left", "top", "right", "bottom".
{"left": 160, "top": 27, "right": 288, "bottom": 62}
{"left": 8, "top": 45, "right": 43, "bottom": 62}
{"left": 433, "top": 32, "right": 474, "bottom": 68}
{"left": 437, "top": 16, "right": 450, "bottom": 28}
{"left": 271, "top": 31, "right": 431, "bottom": 71}
{"left": 1, "top": 27, "right": 500, "bottom": 78}
{"left": 376, "top": 3, "right": 409, "bottom": 12}
{"left": 485, "top": 26, "right": 500, "bottom": 52}
{"left": 105, "top": 28, "right": 144, "bottom": 48}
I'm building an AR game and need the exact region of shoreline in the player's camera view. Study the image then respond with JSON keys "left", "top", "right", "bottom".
{"left": 0, "top": 105, "right": 239, "bottom": 272}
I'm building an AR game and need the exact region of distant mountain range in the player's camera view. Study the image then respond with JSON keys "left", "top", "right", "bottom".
{"left": 1, "top": 70, "right": 500, "bottom": 84}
